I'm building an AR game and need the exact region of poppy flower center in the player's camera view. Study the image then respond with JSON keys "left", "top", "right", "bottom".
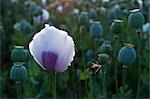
{"left": 42, "top": 51, "right": 58, "bottom": 71}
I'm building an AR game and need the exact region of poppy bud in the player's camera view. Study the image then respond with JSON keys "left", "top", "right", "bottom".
{"left": 118, "top": 43, "right": 136, "bottom": 65}
{"left": 128, "top": 9, "right": 145, "bottom": 29}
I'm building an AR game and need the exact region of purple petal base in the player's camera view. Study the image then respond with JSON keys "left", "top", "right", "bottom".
{"left": 42, "top": 51, "right": 58, "bottom": 71}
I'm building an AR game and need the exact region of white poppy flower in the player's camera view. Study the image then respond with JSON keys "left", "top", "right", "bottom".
{"left": 91, "top": 0, "right": 97, "bottom": 3}
{"left": 73, "top": 8, "right": 80, "bottom": 15}
{"left": 11, "top": 0, "right": 18, "bottom": 3}
{"left": 33, "top": 9, "right": 49, "bottom": 24}
{"left": 29, "top": 24, "right": 75, "bottom": 72}
{"left": 56, "top": 5, "right": 64, "bottom": 13}
{"left": 137, "top": 0, "right": 143, "bottom": 9}
{"left": 41, "top": 0, "right": 47, "bottom": 6}
{"left": 143, "top": 22, "right": 150, "bottom": 35}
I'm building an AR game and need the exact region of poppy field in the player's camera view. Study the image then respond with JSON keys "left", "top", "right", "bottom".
{"left": 0, "top": 0, "right": 150, "bottom": 98}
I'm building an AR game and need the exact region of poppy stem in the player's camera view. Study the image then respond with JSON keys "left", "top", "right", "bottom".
{"left": 114, "top": 36, "right": 119, "bottom": 93}
{"left": 52, "top": 72, "right": 57, "bottom": 99}
{"left": 136, "top": 29, "right": 141, "bottom": 98}
{"left": 81, "top": 50, "right": 87, "bottom": 97}
{"left": 102, "top": 65, "right": 106, "bottom": 96}
{"left": 122, "top": 65, "right": 128, "bottom": 97}
{"left": 89, "top": 76, "right": 94, "bottom": 98}
{"left": 16, "top": 81, "right": 22, "bottom": 99}
{"left": 92, "top": 75, "right": 96, "bottom": 99}
{"left": 93, "top": 39, "right": 98, "bottom": 97}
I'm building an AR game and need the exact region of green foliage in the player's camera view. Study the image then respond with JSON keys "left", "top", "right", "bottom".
{"left": 0, "top": 0, "right": 149, "bottom": 98}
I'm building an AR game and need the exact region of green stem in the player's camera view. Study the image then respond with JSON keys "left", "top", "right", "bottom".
{"left": 102, "top": 65, "right": 106, "bottom": 96}
{"left": 114, "top": 37, "right": 119, "bottom": 93}
{"left": 136, "top": 30, "right": 141, "bottom": 98}
{"left": 94, "top": 39, "right": 98, "bottom": 98}
{"left": 89, "top": 76, "right": 94, "bottom": 99}
{"left": 94, "top": 39, "right": 98, "bottom": 55}
{"left": 52, "top": 72, "right": 57, "bottom": 99}
{"left": 93, "top": 75, "right": 96, "bottom": 99}
{"left": 79, "top": 78, "right": 81, "bottom": 98}
{"left": 81, "top": 46, "right": 88, "bottom": 97}
{"left": 122, "top": 65, "right": 127, "bottom": 97}
{"left": 16, "top": 81, "right": 22, "bottom": 99}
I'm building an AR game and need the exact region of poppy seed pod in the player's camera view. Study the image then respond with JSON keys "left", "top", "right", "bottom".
{"left": 25, "top": 1, "right": 36, "bottom": 15}
{"left": 98, "top": 53, "right": 109, "bottom": 65}
{"left": 78, "top": 12, "right": 89, "bottom": 26}
{"left": 128, "top": 9, "right": 145, "bottom": 29}
{"left": 99, "top": 43, "right": 112, "bottom": 55}
{"left": 90, "top": 21, "right": 103, "bottom": 39}
{"left": 86, "top": 49, "right": 94, "bottom": 61}
{"left": 11, "top": 46, "right": 28, "bottom": 62}
{"left": 34, "top": 6, "right": 42, "bottom": 15}
{"left": 110, "top": 19, "right": 123, "bottom": 34}
{"left": 19, "top": 20, "right": 32, "bottom": 34}
{"left": 103, "top": 40, "right": 111, "bottom": 45}
{"left": 10, "top": 63, "right": 27, "bottom": 81}
{"left": 89, "top": 9, "right": 97, "bottom": 19}
{"left": 118, "top": 43, "right": 136, "bottom": 65}
{"left": 107, "top": 9, "right": 118, "bottom": 22}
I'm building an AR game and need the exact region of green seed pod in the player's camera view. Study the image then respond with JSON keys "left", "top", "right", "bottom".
{"left": 98, "top": 54, "right": 109, "bottom": 65}
{"left": 99, "top": 43, "right": 112, "bottom": 55}
{"left": 10, "top": 63, "right": 27, "bottom": 81}
{"left": 34, "top": 6, "right": 42, "bottom": 16}
{"left": 90, "top": 21, "right": 103, "bottom": 39}
{"left": 78, "top": 12, "right": 89, "bottom": 26}
{"left": 110, "top": 19, "right": 123, "bottom": 34}
{"left": 103, "top": 40, "right": 111, "bottom": 45}
{"left": 128, "top": 9, "right": 145, "bottom": 29}
{"left": 11, "top": 46, "right": 28, "bottom": 62}
{"left": 118, "top": 43, "right": 136, "bottom": 65}
{"left": 89, "top": 9, "right": 97, "bottom": 19}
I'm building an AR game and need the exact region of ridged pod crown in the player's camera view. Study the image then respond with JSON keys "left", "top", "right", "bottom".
{"left": 11, "top": 46, "right": 28, "bottom": 62}
{"left": 78, "top": 12, "right": 89, "bottom": 26}
{"left": 110, "top": 19, "right": 123, "bottom": 34}
{"left": 128, "top": 9, "right": 145, "bottom": 29}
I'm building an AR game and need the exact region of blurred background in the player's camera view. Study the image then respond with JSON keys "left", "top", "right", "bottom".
{"left": 0, "top": 0, "right": 149, "bottom": 98}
